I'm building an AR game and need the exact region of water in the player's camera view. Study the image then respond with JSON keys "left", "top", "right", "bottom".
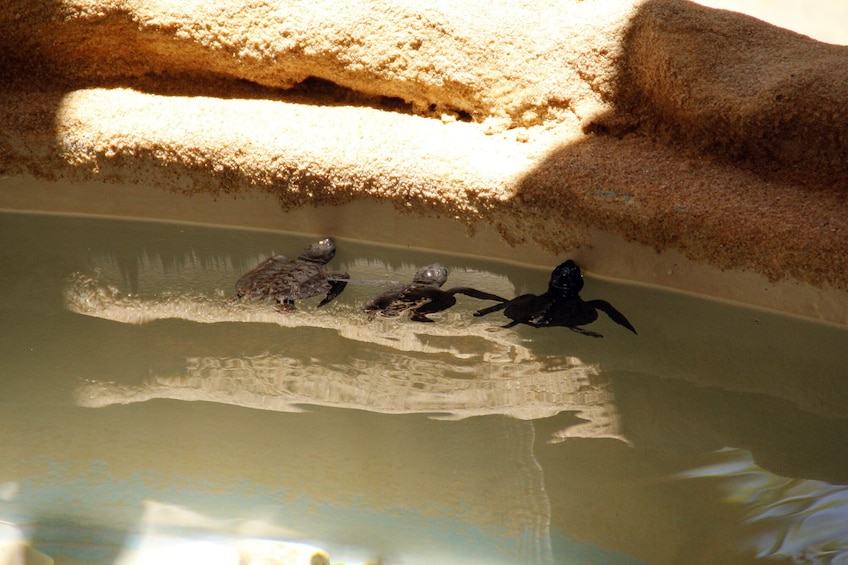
{"left": 1, "top": 211, "right": 847, "bottom": 565}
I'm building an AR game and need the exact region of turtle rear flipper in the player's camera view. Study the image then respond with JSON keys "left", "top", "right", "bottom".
{"left": 410, "top": 312, "right": 436, "bottom": 323}
{"left": 273, "top": 298, "right": 296, "bottom": 313}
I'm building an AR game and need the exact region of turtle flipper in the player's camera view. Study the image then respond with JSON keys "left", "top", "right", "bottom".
{"left": 410, "top": 312, "right": 436, "bottom": 323}
{"left": 447, "top": 287, "right": 508, "bottom": 303}
{"left": 474, "top": 302, "right": 509, "bottom": 317}
{"left": 274, "top": 298, "right": 296, "bottom": 313}
{"left": 587, "top": 299, "right": 637, "bottom": 335}
{"left": 318, "top": 275, "right": 349, "bottom": 307}
{"left": 569, "top": 326, "right": 603, "bottom": 338}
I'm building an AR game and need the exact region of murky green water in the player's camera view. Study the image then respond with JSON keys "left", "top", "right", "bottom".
{"left": 1, "top": 211, "right": 847, "bottom": 565}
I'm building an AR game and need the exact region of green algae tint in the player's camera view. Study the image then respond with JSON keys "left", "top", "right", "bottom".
{"left": 1, "top": 211, "right": 847, "bottom": 565}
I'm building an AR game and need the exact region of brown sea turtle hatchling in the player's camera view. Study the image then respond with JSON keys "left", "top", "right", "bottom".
{"left": 365, "top": 263, "right": 507, "bottom": 323}
{"left": 233, "top": 238, "right": 349, "bottom": 312}
{"left": 474, "top": 259, "right": 637, "bottom": 337}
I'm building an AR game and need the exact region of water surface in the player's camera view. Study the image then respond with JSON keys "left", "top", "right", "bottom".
{"left": 1, "top": 211, "right": 847, "bottom": 564}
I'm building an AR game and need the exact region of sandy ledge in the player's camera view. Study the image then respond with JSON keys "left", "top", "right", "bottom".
{"left": 0, "top": 0, "right": 846, "bottom": 324}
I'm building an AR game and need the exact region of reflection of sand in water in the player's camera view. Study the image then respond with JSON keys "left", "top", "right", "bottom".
{"left": 76, "top": 351, "right": 616, "bottom": 426}
{"left": 66, "top": 272, "right": 628, "bottom": 441}
{"left": 64, "top": 271, "right": 528, "bottom": 360}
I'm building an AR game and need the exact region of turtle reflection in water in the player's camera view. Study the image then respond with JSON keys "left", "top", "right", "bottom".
{"left": 474, "top": 259, "right": 637, "bottom": 337}
{"left": 233, "top": 238, "right": 349, "bottom": 312}
{"left": 365, "top": 263, "right": 507, "bottom": 323}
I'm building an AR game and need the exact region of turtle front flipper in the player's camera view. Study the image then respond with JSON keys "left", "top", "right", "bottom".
{"left": 474, "top": 301, "right": 509, "bottom": 317}
{"left": 587, "top": 299, "right": 637, "bottom": 335}
{"left": 318, "top": 272, "right": 349, "bottom": 307}
{"left": 569, "top": 326, "right": 603, "bottom": 338}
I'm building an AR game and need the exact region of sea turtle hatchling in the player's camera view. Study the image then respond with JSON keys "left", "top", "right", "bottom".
{"left": 364, "top": 263, "right": 507, "bottom": 323}
{"left": 474, "top": 259, "right": 637, "bottom": 337}
{"left": 233, "top": 238, "right": 349, "bottom": 312}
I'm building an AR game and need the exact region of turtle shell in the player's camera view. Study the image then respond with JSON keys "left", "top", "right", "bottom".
{"left": 235, "top": 238, "right": 339, "bottom": 302}
{"left": 235, "top": 255, "right": 333, "bottom": 301}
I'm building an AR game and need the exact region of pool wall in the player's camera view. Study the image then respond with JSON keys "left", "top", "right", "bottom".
{"left": 1, "top": 175, "right": 846, "bottom": 327}
{"left": 1, "top": 0, "right": 847, "bottom": 325}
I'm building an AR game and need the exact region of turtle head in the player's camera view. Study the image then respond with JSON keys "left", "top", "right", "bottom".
{"left": 412, "top": 263, "right": 449, "bottom": 287}
{"left": 298, "top": 238, "right": 336, "bottom": 263}
{"left": 549, "top": 260, "right": 583, "bottom": 297}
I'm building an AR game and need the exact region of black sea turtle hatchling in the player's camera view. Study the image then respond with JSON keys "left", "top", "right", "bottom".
{"left": 365, "top": 263, "right": 507, "bottom": 323}
{"left": 233, "top": 238, "right": 349, "bottom": 312}
{"left": 474, "top": 260, "right": 637, "bottom": 337}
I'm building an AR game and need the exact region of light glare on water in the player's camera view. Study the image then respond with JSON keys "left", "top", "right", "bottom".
{"left": 1, "top": 211, "right": 847, "bottom": 565}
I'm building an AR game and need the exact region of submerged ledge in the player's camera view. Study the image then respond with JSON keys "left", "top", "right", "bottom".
{"left": 2, "top": 175, "right": 846, "bottom": 326}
